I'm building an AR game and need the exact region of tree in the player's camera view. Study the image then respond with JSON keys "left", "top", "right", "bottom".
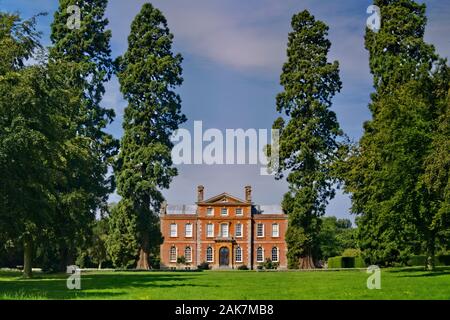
{"left": 48, "top": 0, "right": 118, "bottom": 270}
{"left": 341, "top": 0, "right": 447, "bottom": 269}
{"left": 316, "top": 217, "right": 356, "bottom": 260}
{"left": 106, "top": 201, "right": 139, "bottom": 269}
{"left": 115, "top": 3, "right": 185, "bottom": 269}
{"left": 271, "top": 10, "right": 343, "bottom": 269}
{"left": 0, "top": 13, "right": 81, "bottom": 277}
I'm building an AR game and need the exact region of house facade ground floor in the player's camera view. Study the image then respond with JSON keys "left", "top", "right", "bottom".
{"left": 160, "top": 186, "right": 288, "bottom": 270}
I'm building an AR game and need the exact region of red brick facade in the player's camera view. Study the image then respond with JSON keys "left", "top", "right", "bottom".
{"left": 160, "top": 186, "right": 288, "bottom": 270}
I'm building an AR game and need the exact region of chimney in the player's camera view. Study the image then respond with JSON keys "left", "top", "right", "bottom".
{"left": 245, "top": 186, "right": 252, "bottom": 203}
{"left": 197, "top": 185, "right": 204, "bottom": 202}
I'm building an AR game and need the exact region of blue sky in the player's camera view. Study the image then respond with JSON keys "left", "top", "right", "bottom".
{"left": 2, "top": 0, "right": 449, "bottom": 223}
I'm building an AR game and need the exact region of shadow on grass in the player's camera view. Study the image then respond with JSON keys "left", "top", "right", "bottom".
{"left": 0, "top": 272, "right": 211, "bottom": 300}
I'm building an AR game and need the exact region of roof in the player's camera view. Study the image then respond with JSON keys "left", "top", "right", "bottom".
{"left": 166, "top": 204, "right": 197, "bottom": 215}
{"left": 200, "top": 192, "right": 248, "bottom": 205}
{"left": 252, "top": 205, "right": 284, "bottom": 215}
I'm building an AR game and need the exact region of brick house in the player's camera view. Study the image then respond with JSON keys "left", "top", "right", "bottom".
{"left": 160, "top": 186, "right": 288, "bottom": 270}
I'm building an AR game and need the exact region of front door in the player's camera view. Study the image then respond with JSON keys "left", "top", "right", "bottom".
{"left": 219, "top": 247, "right": 229, "bottom": 266}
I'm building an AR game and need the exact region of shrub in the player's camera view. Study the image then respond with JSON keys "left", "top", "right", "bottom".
{"left": 197, "top": 261, "right": 210, "bottom": 270}
{"left": 354, "top": 256, "right": 366, "bottom": 268}
{"left": 328, "top": 256, "right": 366, "bottom": 268}
{"left": 328, "top": 256, "right": 343, "bottom": 268}
{"left": 437, "top": 255, "right": 450, "bottom": 266}
{"left": 406, "top": 255, "right": 427, "bottom": 267}
{"left": 405, "top": 254, "right": 450, "bottom": 267}
{"left": 342, "top": 248, "right": 362, "bottom": 257}
{"left": 177, "top": 256, "right": 186, "bottom": 265}
{"left": 237, "top": 265, "right": 249, "bottom": 270}
{"left": 262, "top": 258, "right": 279, "bottom": 270}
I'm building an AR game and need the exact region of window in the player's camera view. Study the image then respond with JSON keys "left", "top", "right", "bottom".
{"left": 272, "top": 223, "right": 279, "bottom": 237}
{"left": 256, "top": 247, "right": 264, "bottom": 262}
{"left": 272, "top": 247, "right": 279, "bottom": 262}
{"left": 170, "top": 223, "right": 178, "bottom": 237}
{"left": 206, "top": 247, "right": 213, "bottom": 262}
{"left": 206, "top": 223, "right": 214, "bottom": 237}
{"left": 257, "top": 223, "right": 264, "bottom": 237}
{"left": 170, "top": 246, "right": 177, "bottom": 262}
{"left": 235, "top": 246, "right": 243, "bottom": 263}
{"left": 235, "top": 223, "right": 242, "bottom": 237}
{"left": 220, "top": 223, "right": 229, "bottom": 238}
{"left": 185, "top": 247, "right": 192, "bottom": 262}
{"left": 207, "top": 207, "right": 214, "bottom": 216}
{"left": 236, "top": 208, "right": 243, "bottom": 215}
{"left": 185, "top": 223, "right": 193, "bottom": 237}
{"left": 221, "top": 207, "right": 228, "bottom": 216}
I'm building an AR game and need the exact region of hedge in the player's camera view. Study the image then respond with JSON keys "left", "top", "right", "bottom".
{"left": 407, "top": 254, "right": 450, "bottom": 267}
{"left": 327, "top": 256, "right": 366, "bottom": 269}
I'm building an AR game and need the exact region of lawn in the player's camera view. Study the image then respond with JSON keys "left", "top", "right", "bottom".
{"left": 0, "top": 267, "right": 449, "bottom": 300}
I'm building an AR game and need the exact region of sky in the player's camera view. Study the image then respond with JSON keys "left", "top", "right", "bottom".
{"left": 2, "top": 0, "right": 449, "bottom": 223}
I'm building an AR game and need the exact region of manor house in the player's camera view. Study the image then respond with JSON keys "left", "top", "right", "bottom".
{"left": 160, "top": 186, "right": 287, "bottom": 270}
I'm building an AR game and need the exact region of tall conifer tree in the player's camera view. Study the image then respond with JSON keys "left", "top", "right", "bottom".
{"left": 272, "top": 11, "right": 343, "bottom": 269}
{"left": 113, "top": 3, "right": 186, "bottom": 269}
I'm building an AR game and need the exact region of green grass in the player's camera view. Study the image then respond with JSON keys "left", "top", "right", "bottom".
{"left": 0, "top": 267, "right": 449, "bottom": 300}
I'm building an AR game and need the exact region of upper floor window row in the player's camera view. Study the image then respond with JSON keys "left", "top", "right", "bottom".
{"left": 170, "top": 223, "right": 193, "bottom": 238}
{"left": 256, "top": 223, "right": 280, "bottom": 238}
{"left": 205, "top": 207, "right": 244, "bottom": 216}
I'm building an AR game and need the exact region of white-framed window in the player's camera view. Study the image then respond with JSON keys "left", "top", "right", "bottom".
{"left": 257, "top": 223, "right": 264, "bottom": 237}
{"left": 185, "top": 246, "right": 192, "bottom": 262}
{"left": 235, "top": 246, "right": 243, "bottom": 263}
{"left": 170, "top": 223, "right": 178, "bottom": 237}
{"left": 170, "top": 246, "right": 177, "bottom": 262}
{"left": 220, "top": 223, "right": 229, "bottom": 238}
{"left": 272, "top": 247, "right": 279, "bottom": 262}
{"left": 256, "top": 247, "right": 264, "bottom": 262}
{"left": 207, "top": 207, "right": 214, "bottom": 216}
{"left": 206, "top": 246, "right": 213, "bottom": 262}
{"left": 236, "top": 208, "right": 243, "bottom": 215}
{"left": 272, "top": 223, "right": 279, "bottom": 237}
{"left": 206, "top": 223, "right": 214, "bottom": 237}
{"left": 221, "top": 207, "right": 228, "bottom": 216}
{"left": 185, "top": 223, "right": 193, "bottom": 237}
{"left": 235, "top": 223, "right": 242, "bottom": 237}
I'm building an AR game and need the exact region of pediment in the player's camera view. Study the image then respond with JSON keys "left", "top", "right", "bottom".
{"left": 200, "top": 192, "right": 248, "bottom": 205}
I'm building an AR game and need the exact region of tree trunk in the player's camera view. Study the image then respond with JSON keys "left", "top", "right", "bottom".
{"left": 98, "top": 261, "right": 102, "bottom": 270}
{"left": 298, "top": 248, "right": 315, "bottom": 269}
{"left": 426, "top": 233, "right": 436, "bottom": 271}
{"left": 136, "top": 234, "right": 150, "bottom": 270}
{"left": 23, "top": 238, "right": 33, "bottom": 278}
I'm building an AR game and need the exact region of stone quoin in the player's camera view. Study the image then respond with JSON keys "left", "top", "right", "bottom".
{"left": 160, "top": 186, "right": 288, "bottom": 270}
